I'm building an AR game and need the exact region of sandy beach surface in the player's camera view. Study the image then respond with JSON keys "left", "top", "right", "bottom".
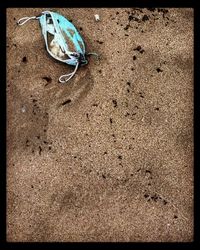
{"left": 7, "top": 8, "right": 193, "bottom": 242}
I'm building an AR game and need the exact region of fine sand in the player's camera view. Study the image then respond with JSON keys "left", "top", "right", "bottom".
{"left": 7, "top": 8, "right": 193, "bottom": 242}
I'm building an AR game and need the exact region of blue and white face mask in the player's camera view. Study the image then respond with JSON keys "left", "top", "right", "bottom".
{"left": 17, "top": 11, "right": 98, "bottom": 83}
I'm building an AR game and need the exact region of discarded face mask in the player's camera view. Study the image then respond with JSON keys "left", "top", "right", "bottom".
{"left": 17, "top": 11, "right": 98, "bottom": 83}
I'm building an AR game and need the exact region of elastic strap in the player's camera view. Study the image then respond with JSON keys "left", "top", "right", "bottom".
{"left": 59, "top": 62, "right": 79, "bottom": 83}
{"left": 17, "top": 16, "right": 39, "bottom": 26}
{"left": 87, "top": 52, "right": 99, "bottom": 58}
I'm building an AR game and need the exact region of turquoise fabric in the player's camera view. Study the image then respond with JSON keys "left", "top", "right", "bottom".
{"left": 39, "top": 11, "right": 87, "bottom": 66}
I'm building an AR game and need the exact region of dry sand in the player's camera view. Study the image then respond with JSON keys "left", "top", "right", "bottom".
{"left": 6, "top": 8, "right": 193, "bottom": 242}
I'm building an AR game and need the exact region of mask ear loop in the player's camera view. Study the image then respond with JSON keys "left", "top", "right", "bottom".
{"left": 87, "top": 52, "right": 99, "bottom": 58}
{"left": 17, "top": 16, "right": 39, "bottom": 26}
{"left": 86, "top": 52, "right": 100, "bottom": 65}
{"left": 59, "top": 62, "right": 79, "bottom": 83}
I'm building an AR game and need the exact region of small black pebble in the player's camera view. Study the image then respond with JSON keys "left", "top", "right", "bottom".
{"left": 142, "top": 15, "right": 149, "bottom": 21}
{"left": 139, "top": 92, "right": 144, "bottom": 98}
{"left": 116, "top": 11, "right": 119, "bottom": 15}
{"left": 118, "top": 155, "right": 122, "bottom": 160}
{"left": 128, "top": 15, "right": 133, "bottom": 21}
{"left": 97, "top": 40, "right": 104, "bottom": 44}
{"left": 126, "top": 81, "right": 131, "bottom": 86}
{"left": 61, "top": 99, "right": 71, "bottom": 105}
{"left": 31, "top": 185, "right": 34, "bottom": 188}
{"left": 133, "top": 55, "right": 137, "bottom": 60}
{"left": 124, "top": 24, "right": 130, "bottom": 30}
{"left": 22, "top": 56, "right": 27, "bottom": 63}
{"left": 134, "top": 45, "right": 141, "bottom": 51}
{"left": 158, "top": 8, "right": 168, "bottom": 14}
{"left": 156, "top": 68, "right": 163, "bottom": 73}
{"left": 155, "top": 107, "right": 159, "bottom": 111}
{"left": 112, "top": 99, "right": 117, "bottom": 107}
{"left": 174, "top": 215, "right": 178, "bottom": 219}
{"left": 110, "top": 118, "right": 113, "bottom": 124}
{"left": 151, "top": 194, "right": 159, "bottom": 202}
{"left": 144, "top": 194, "right": 149, "bottom": 198}
{"left": 102, "top": 174, "right": 106, "bottom": 179}
{"left": 42, "top": 76, "right": 52, "bottom": 83}
{"left": 163, "top": 200, "right": 168, "bottom": 205}
{"left": 38, "top": 146, "right": 42, "bottom": 155}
